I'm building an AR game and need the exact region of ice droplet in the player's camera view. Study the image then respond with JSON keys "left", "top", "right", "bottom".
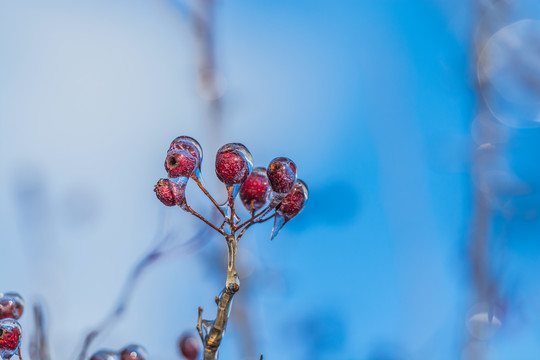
{"left": 119, "top": 344, "right": 148, "bottom": 360}
{"left": 0, "top": 319, "right": 22, "bottom": 360}
{"left": 239, "top": 167, "right": 270, "bottom": 214}
{"left": 89, "top": 350, "right": 119, "bottom": 360}
{"left": 270, "top": 214, "right": 286, "bottom": 240}
{"left": 215, "top": 143, "right": 253, "bottom": 186}
{"left": 270, "top": 180, "right": 308, "bottom": 240}
{"left": 479, "top": 20, "right": 540, "bottom": 128}
{"left": 267, "top": 157, "right": 297, "bottom": 195}
{"left": 0, "top": 293, "right": 24, "bottom": 320}
{"left": 169, "top": 136, "right": 203, "bottom": 171}
{"left": 466, "top": 303, "right": 503, "bottom": 340}
{"left": 170, "top": 177, "right": 189, "bottom": 210}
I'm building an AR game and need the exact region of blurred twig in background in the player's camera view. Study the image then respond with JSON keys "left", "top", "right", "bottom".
{"left": 464, "top": 0, "right": 531, "bottom": 358}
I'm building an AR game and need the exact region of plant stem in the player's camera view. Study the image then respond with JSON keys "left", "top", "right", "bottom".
{"left": 199, "top": 233, "right": 239, "bottom": 360}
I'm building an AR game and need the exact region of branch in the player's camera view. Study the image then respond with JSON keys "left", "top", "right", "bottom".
{"left": 199, "top": 234, "right": 240, "bottom": 360}
{"left": 183, "top": 203, "right": 226, "bottom": 235}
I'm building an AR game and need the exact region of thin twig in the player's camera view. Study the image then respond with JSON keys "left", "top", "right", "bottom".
{"left": 193, "top": 176, "right": 226, "bottom": 216}
{"left": 183, "top": 203, "right": 226, "bottom": 235}
{"left": 197, "top": 306, "right": 204, "bottom": 342}
{"left": 30, "top": 303, "right": 50, "bottom": 360}
{"left": 236, "top": 206, "right": 272, "bottom": 230}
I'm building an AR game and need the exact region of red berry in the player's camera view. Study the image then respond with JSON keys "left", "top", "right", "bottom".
{"left": 179, "top": 334, "right": 200, "bottom": 360}
{"left": 165, "top": 149, "right": 197, "bottom": 178}
{"left": 267, "top": 157, "right": 297, "bottom": 194}
{"left": 119, "top": 345, "right": 148, "bottom": 360}
{"left": 239, "top": 167, "right": 270, "bottom": 214}
{"left": 169, "top": 136, "right": 203, "bottom": 168}
{"left": 278, "top": 180, "right": 308, "bottom": 220}
{"left": 0, "top": 319, "right": 22, "bottom": 357}
{"left": 89, "top": 350, "right": 118, "bottom": 360}
{"left": 154, "top": 178, "right": 185, "bottom": 206}
{"left": 215, "top": 143, "right": 253, "bottom": 185}
{"left": 0, "top": 293, "right": 24, "bottom": 320}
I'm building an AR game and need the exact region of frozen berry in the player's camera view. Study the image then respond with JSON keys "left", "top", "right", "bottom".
{"left": 278, "top": 180, "right": 308, "bottom": 220}
{"left": 154, "top": 178, "right": 185, "bottom": 206}
{"left": 89, "top": 350, "right": 118, "bottom": 360}
{"left": 0, "top": 319, "right": 22, "bottom": 359}
{"left": 165, "top": 149, "right": 197, "bottom": 178}
{"left": 215, "top": 143, "right": 253, "bottom": 186}
{"left": 0, "top": 293, "right": 24, "bottom": 320}
{"left": 239, "top": 167, "right": 270, "bottom": 214}
{"left": 169, "top": 136, "right": 203, "bottom": 168}
{"left": 179, "top": 334, "right": 200, "bottom": 360}
{"left": 267, "top": 157, "right": 297, "bottom": 194}
{"left": 119, "top": 344, "right": 148, "bottom": 360}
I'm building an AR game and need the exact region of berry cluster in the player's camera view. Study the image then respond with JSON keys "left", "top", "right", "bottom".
{"left": 154, "top": 136, "right": 308, "bottom": 360}
{"left": 90, "top": 345, "right": 148, "bottom": 360}
{"left": 155, "top": 136, "right": 308, "bottom": 240}
{"left": 0, "top": 293, "right": 24, "bottom": 360}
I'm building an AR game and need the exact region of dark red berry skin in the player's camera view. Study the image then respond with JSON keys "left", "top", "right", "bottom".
{"left": 0, "top": 294, "right": 24, "bottom": 320}
{"left": 279, "top": 180, "right": 307, "bottom": 220}
{"left": 267, "top": 157, "right": 297, "bottom": 194}
{"left": 120, "top": 345, "right": 148, "bottom": 360}
{"left": 0, "top": 326, "right": 20, "bottom": 352}
{"left": 169, "top": 136, "right": 202, "bottom": 166}
{"left": 239, "top": 168, "right": 270, "bottom": 213}
{"left": 179, "top": 334, "right": 200, "bottom": 360}
{"left": 165, "top": 149, "right": 197, "bottom": 178}
{"left": 215, "top": 151, "right": 250, "bottom": 185}
{"left": 154, "top": 178, "right": 185, "bottom": 206}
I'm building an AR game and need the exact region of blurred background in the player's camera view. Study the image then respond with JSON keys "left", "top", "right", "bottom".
{"left": 1, "top": 0, "right": 540, "bottom": 359}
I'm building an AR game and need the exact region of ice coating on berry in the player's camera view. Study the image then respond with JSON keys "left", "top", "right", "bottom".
{"left": 169, "top": 136, "right": 203, "bottom": 168}
{"left": 0, "top": 293, "right": 24, "bottom": 320}
{"left": 278, "top": 179, "right": 308, "bottom": 220}
{"left": 165, "top": 149, "right": 197, "bottom": 178}
{"left": 119, "top": 344, "right": 148, "bottom": 360}
{"left": 154, "top": 178, "right": 186, "bottom": 206}
{"left": 267, "top": 157, "right": 297, "bottom": 194}
{"left": 215, "top": 143, "right": 253, "bottom": 185}
{"left": 0, "top": 319, "right": 22, "bottom": 360}
{"left": 239, "top": 167, "right": 270, "bottom": 214}
{"left": 271, "top": 180, "right": 308, "bottom": 240}
{"left": 89, "top": 350, "right": 118, "bottom": 360}
{"left": 179, "top": 334, "right": 200, "bottom": 360}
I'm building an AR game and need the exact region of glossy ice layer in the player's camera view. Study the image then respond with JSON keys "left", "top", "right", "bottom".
{"left": 0, "top": 319, "right": 22, "bottom": 360}
{"left": 0, "top": 293, "right": 24, "bottom": 320}
{"left": 267, "top": 157, "right": 297, "bottom": 195}
{"left": 169, "top": 136, "right": 203, "bottom": 168}
{"left": 239, "top": 167, "right": 270, "bottom": 214}
{"left": 215, "top": 143, "right": 253, "bottom": 185}
{"left": 165, "top": 149, "right": 197, "bottom": 178}
{"left": 119, "top": 344, "right": 148, "bottom": 360}
{"left": 271, "top": 179, "right": 308, "bottom": 240}
{"left": 90, "top": 350, "right": 119, "bottom": 360}
{"left": 154, "top": 178, "right": 187, "bottom": 206}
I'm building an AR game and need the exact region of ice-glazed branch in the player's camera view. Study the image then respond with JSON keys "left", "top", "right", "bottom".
{"left": 193, "top": 176, "right": 226, "bottom": 217}
{"left": 236, "top": 206, "right": 272, "bottom": 231}
{"left": 199, "top": 234, "right": 240, "bottom": 360}
{"left": 183, "top": 203, "right": 226, "bottom": 235}
{"left": 197, "top": 306, "right": 204, "bottom": 342}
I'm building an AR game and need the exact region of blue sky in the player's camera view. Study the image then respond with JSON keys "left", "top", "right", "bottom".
{"left": 1, "top": 1, "right": 540, "bottom": 359}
